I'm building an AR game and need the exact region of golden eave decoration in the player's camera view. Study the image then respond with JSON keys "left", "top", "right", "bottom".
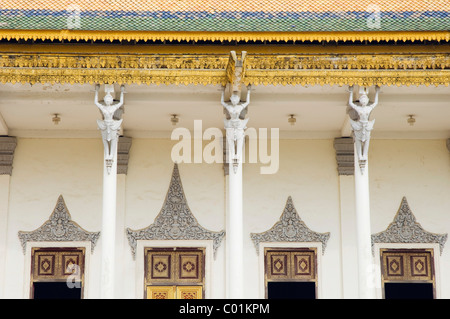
{"left": 0, "top": 50, "right": 449, "bottom": 87}
{"left": 1, "top": 30, "right": 449, "bottom": 44}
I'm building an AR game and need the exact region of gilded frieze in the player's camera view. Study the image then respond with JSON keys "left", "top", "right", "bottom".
{"left": 0, "top": 52, "right": 448, "bottom": 86}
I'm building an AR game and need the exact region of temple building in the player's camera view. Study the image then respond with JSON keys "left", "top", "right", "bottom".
{"left": 0, "top": 0, "right": 449, "bottom": 299}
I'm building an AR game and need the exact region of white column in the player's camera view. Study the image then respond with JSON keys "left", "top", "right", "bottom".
{"left": 0, "top": 175, "right": 10, "bottom": 299}
{"left": 114, "top": 136, "right": 131, "bottom": 298}
{"left": 95, "top": 84, "right": 124, "bottom": 299}
{"left": 0, "top": 136, "right": 16, "bottom": 299}
{"left": 338, "top": 174, "right": 359, "bottom": 298}
{"left": 226, "top": 148, "right": 244, "bottom": 299}
{"left": 334, "top": 137, "right": 358, "bottom": 298}
{"left": 354, "top": 145, "right": 376, "bottom": 299}
{"left": 347, "top": 85, "right": 379, "bottom": 299}
{"left": 100, "top": 149, "right": 118, "bottom": 299}
{"left": 221, "top": 84, "right": 250, "bottom": 299}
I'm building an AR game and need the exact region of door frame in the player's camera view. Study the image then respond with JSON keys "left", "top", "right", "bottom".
{"left": 23, "top": 241, "right": 92, "bottom": 299}
{"left": 135, "top": 240, "right": 214, "bottom": 299}
{"left": 373, "top": 243, "right": 442, "bottom": 299}
{"left": 258, "top": 242, "right": 323, "bottom": 299}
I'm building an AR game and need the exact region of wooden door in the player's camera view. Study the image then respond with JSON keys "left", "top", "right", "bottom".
{"left": 144, "top": 247, "right": 205, "bottom": 299}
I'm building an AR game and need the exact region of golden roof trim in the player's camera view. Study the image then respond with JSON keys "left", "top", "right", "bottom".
{"left": 0, "top": 52, "right": 448, "bottom": 87}
{"left": 1, "top": 30, "right": 449, "bottom": 43}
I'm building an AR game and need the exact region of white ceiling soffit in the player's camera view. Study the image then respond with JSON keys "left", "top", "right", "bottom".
{"left": 0, "top": 83, "right": 448, "bottom": 139}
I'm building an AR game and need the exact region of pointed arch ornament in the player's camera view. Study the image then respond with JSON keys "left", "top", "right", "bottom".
{"left": 371, "top": 197, "right": 448, "bottom": 255}
{"left": 126, "top": 164, "right": 225, "bottom": 259}
{"left": 18, "top": 195, "right": 100, "bottom": 254}
{"left": 250, "top": 196, "right": 330, "bottom": 255}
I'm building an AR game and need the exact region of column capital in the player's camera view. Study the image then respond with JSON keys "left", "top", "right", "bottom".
{"left": 117, "top": 136, "right": 132, "bottom": 175}
{"left": 0, "top": 136, "right": 17, "bottom": 176}
{"left": 333, "top": 137, "right": 354, "bottom": 176}
{"left": 222, "top": 136, "right": 229, "bottom": 176}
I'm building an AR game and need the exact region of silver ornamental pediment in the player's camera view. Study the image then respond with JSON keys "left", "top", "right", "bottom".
{"left": 18, "top": 195, "right": 100, "bottom": 253}
{"left": 250, "top": 196, "right": 330, "bottom": 255}
{"left": 126, "top": 163, "right": 225, "bottom": 259}
{"left": 371, "top": 197, "right": 447, "bottom": 255}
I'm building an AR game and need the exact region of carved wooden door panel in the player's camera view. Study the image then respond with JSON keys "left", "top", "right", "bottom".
{"left": 264, "top": 248, "right": 317, "bottom": 299}
{"left": 31, "top": 247, "right": 85, "bottom": 299}
{"left": 380, "top": 248, "right": 435, "bottom": 299}
{"left": 145, "top": 247, "right": 205, "bottom": 299}
{"left": 146, "top": 286, "right": 203, "bottom": 299}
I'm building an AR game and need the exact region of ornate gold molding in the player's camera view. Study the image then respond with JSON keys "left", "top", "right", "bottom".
{"left": 0, "top": 54, "right": 229, "bottom": 70}
{"left": 246, "top": 54, "right": 450, "bottom": 71}
{"left": 2, "top": 53, "right": 448, "bottom": 71}
{"left": 245, "top": 70, "right": 449, "bottom": 87}
{"left": 0, "top": 68, "right": 227, "bottom": 86}
{"left": 0, "top": 52, "right": 448, "bottom": 86}
{"left": 1, "top": 30, "right": 449, "bottom": 43}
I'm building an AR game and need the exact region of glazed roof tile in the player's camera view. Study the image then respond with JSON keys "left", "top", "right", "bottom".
{"left": 0, "top": 0, "right": 448, "bottom": 32}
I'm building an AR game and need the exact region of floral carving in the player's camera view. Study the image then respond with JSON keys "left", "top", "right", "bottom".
{"left": 183, "top": 261, "right": 196, "bottom": 273}
{"left": 250, "top": 196, "right": 330, "bottom": 255}
{"left": 154, "top": 262, "right": 167, "bottom": 273}
{"left": 18, "top": 195, "right": 100, "bottom": 254}
{"left": 126, "top": 164, "right": 225, "bottom": 259}
{"left": 371, "top": 197, "right": 448, "bottom": 255}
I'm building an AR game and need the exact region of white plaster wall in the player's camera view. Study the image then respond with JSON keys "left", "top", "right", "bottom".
{"left": 0, "top": 175, "right": 11, "bottom": 299}
{"left": 369, "top": 139, "right": 450, "bottom": 298}
{"left": 4, "top": 138, "right": 227, "bottom": 299}
{"left": 243, "top": 139, "right": 343, "bottom": 299}
{"left": 123, "top": 139, "right": 226, "bottom": 299}
{"left": 5, "top": 138, "right": 104, "bottom": 298}
{"left": 3, "top": 137, "right": 450, "bottom": 299}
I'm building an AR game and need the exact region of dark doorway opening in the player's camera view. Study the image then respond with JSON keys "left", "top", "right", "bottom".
{"left": 267, "top": 281, "right": 316, "bottom": 299}
{"left": 384, "top": 282, "right": 434, "bottom": 299}
{"left": 33, "top": 282, "right": 82, "bottom": 299}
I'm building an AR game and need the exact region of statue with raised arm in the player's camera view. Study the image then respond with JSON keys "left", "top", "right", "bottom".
{"left": 221, "top": 85, "right": 251, "bottom": 173}
{"left": 95, "top": 83, "right": 125, "bottom": 173}
{"left": 348, "top": 85, "right": 380, "bottom": 169}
